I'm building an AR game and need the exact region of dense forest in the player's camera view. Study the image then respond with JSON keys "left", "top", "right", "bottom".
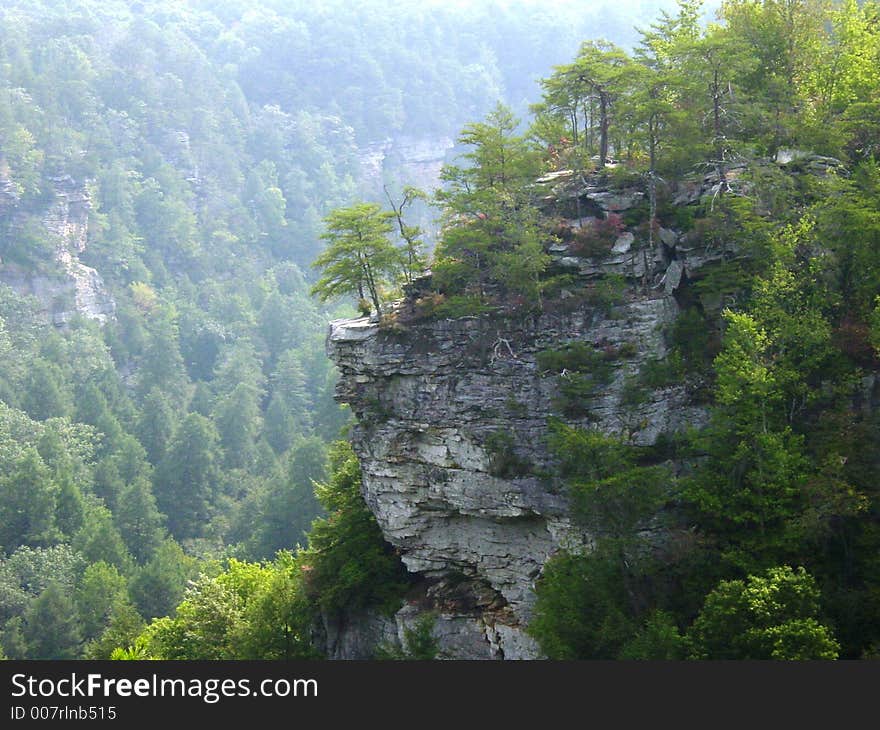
{"left": 0, "top": 0, "right": 682, "bottom": 660}
{"left": 1, "top": 0, "right": 879, "bottom": 661}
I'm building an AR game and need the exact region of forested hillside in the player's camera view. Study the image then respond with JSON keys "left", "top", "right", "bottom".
{"left": 310, "top": 0, "right": 880, "bottom": 660}
{"left": 0, "top": 0, "right": 673, "bottom": 660}
{"left": 2, "top": 0, "right": 879, "bottom": 661}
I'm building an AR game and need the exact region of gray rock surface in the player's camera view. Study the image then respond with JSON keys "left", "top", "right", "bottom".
{"left": 0, "top": 176, "right": 115, "bottom": 325}
{"left": 324, "top": 157, "right": 839, "bottom": 659}
{"left": 327, "top": 280, "right": 707, "bottom": 657}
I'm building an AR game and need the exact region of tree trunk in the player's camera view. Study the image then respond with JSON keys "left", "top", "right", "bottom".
{"left": 598, "top": 91, "right": 610, "bottom": 168}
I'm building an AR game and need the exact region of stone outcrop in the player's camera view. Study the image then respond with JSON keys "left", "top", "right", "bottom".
{"left": 324, "top": 157, "right": 834, "bottom": 658}
{"left": 326, "top": 258, "right": 713, "bottom": 658}
{"left": 358, "top": 135, "right": 454, "bottom": 193}
{"left": 0, "top": 176, "right": 115, "bottom": 325}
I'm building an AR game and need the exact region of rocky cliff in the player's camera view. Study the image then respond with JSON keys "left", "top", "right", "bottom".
{"left": 0, "top": 175, "right": 115, "bottom": 326}
{"left": 324, "top": 157, "right": 837, "bottom": 659}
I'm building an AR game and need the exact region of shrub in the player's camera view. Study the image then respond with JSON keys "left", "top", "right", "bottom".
{"left": 528, "top": 548, "right": 635, "bottom": 659}
{"left": 484, "top": 431, "right": 532, "bottom": 478}
{"left": 686, "top": 566, "right": 840, "bottom": 660}
{"left": 569, "top": 214, "right": 625, "bottom": 258}
{"left": 537, "top": 341, "right": 605, "bottom": 374}
{"left": 584, "top": 274, "right": 626, "bottom": 313}
{"left": 639, "top": 352, "right": 685, "bottom": 388}
{"left": 432, "top": 294, "right": 493, "bottom": 319}
{"left": 375, "top": 613, "right": 439, "bottom": 660}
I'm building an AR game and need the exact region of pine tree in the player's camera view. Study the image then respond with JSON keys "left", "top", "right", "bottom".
{"left": 311, "top": 202, "right": 402, "bottom": 316}
{"left": 20, "top": 583, "right": 82, "bottom": 659}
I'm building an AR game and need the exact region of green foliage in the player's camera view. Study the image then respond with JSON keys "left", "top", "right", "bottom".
{"left": 299, "top": 441, "right": 409, "bottom": 617}
{"left": 529, "top": 548, "right": 637, "bottom": 659}
{"left": 619, "top": 610, "right": 686, "bottom": 660}
{"left": 687, "top": 566, "right": 840, "bottom": 659}
{"left": 75, "top": 561, "right": 131, "bottom": 641}
{"left": 376, "top": 613, "right": 439, "bottom": 660}
{"left": 0, "top": 448, "right": 62, "bottom": 551}
{"left": 639, "top": 352, "right": 685, "bottom": 389}
{"left": 537, "top": 343, "right": 616, "bottom": 417}
{"left": 311, "top": 203, "right": 402, "bottom": 316}
{"left": 246, "top": 437, "right": 327, "bottom": 560}
{"left": 530, "top": 423, "right": 679, "bottom": 659}
{"left": 128, "top": 540, "right": 196, "bottom": 621}
{"left": 432, "top": 104, "right": 547, "bottom": 308}
{"left": 429, "top": 295, "right": 493, "bottom": 320}
{"left": 549, "top": 422, "right": 671, "bottom": 538}
{"left": 484, "top": 431, "right": 532, "bottom": 478}
{"left": 0, "top": 545, "right": 83, "bottom": 625}
{"left": 0, "top": 0, "right": 878, "bottom": 662}
{"left": 153, "top": 414, "right": 219, "bottom": 540}
{"left": 84, "top": 602, "right": 145, "bottom": 660}
{"left": 8, "top": 583, "right": 82, "bottom": 660}
{"left": 123, "top": 553, "right": 318, "bottom": 660}
{"left": 537, "top": 341, "right": 606, "bottom": 374}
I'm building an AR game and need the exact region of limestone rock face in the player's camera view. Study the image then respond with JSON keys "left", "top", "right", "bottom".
{"left": 0, "top": 176, "right": 115, "bottom": 325}
{"left": 323, "top": 157, "right": 838, "bottom": 659}
{"left": 327, "top": 285, "right": 706, "bottom": 658}
{"left": 357, "top": 135, "right": 454, "bottom": 194}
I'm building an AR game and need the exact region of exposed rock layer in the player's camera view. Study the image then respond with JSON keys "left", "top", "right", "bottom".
{"left": 0, "top": 176, "right": 115, "bottom": 325}
{"left": 324, "top": 158, "right": 828, "bottom": 658}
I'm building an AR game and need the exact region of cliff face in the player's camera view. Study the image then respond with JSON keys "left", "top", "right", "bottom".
{"left": 0, "top": 176, "right": 115, "bottom": 326}
{"left": 358, "top": 135, "right": 454, "bottom": 194}
{"left": 324, "top": 169, "right": 743, "bottom": 658}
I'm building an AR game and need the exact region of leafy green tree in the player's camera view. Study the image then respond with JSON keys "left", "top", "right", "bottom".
{"left": 566, "top": 40, "right": 636, "bottom": 166}
{"left": 433, "top": 104, "right": 547, "bottom": 307}
{"left": 154, "top": 414, "right": 220, "bottom": 540}
{"left": 619, "top": 610, "right": 686, "bottom": 659}
{"left": 311, "top": 202, "right": 402, "bottom": 316}
{"left": 123, "top": 554, "right": 317, "bottom": 660}
{"left": 75, "top": 561, "right": 130, "bottom": 641}
{"left": 114, "top": 478, "right": 165, "bottom": 563}
{"left": 385, "top": 185, "right": 428, "bottom": 285}
{"left": 137, "top": 312, "right": 189, "bottom": 407}
{"left": 0, "top": 545, "right": 83, "bottom": 624}
{"left": 213, "top": 382, "right": 261, "bottom": 470}
{"left": 21, "top": 360, "right": 72, "bottom": 421}
{"left": 720, "top": 0, "right": 831, "bottom": 151}
{"left": 73, "top": 503, "right": 134, "bottom": 574}
{"left": 137, "top": 388, "right": 177, "bottom": 466}
{"left": 248, "top": 436, "right": 327, "bottom": 559}
{"left": 0, "top": 448, "right": 60, "bottom": 551}
{"left": 263, "top": 393, "right": 298, "bottom": 455}
{"left": 235, "top": 552, "right": 317, "bottom": 660}
{"left": 299, "top": 441, "right": 408, "bottom": 616}
{"left": 84, "top": 602, "right": 145, "bottom": 660}
{"left": 18, "top": 582, "right": 82, "bottom": 659}
{"left": 128, "top": 540, "right": 195, "bottom": 621}
{"left": 687, "top": 565, "right": 840, "bottom": 659}
{"left": 529, "top": 548, "right": 636, "bottom": 659}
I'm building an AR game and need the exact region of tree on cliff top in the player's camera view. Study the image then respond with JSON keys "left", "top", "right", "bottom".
{"left": 311, "top": 203, "right": 402, "bottom": 317}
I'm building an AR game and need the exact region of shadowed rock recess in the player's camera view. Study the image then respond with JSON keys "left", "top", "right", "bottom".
{"left": 323, "top": 164, "right": 804, "bottom": 658}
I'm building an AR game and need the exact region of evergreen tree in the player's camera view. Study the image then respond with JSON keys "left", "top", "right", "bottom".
{"left": 137, "top": 388, "right": 177, "bottom": 466}
{"left": 128, "top": 540, "right": 195, "bottom": 621}
{"left": 0, "top": 448, "right": 60, "bottom": 551}
{"left": 115, "top": 478, "right": 165, "bottom": 563}
{"left": 20, "top": 360, "right": 72, "bottom": 421}
{"left": 19, "top": 583, "right": 82, "bottom": 660}
{"left": 75, "top": 561, "right": 129, "bottom": 641}
{"left": 311, "top": 203, "right": 402, "bottom": 316}
{"left": 154, "top": 414, "right": 220, "bottom": 540}
{"left": 433, "top": 104, "right": 547, "bottom": 307}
